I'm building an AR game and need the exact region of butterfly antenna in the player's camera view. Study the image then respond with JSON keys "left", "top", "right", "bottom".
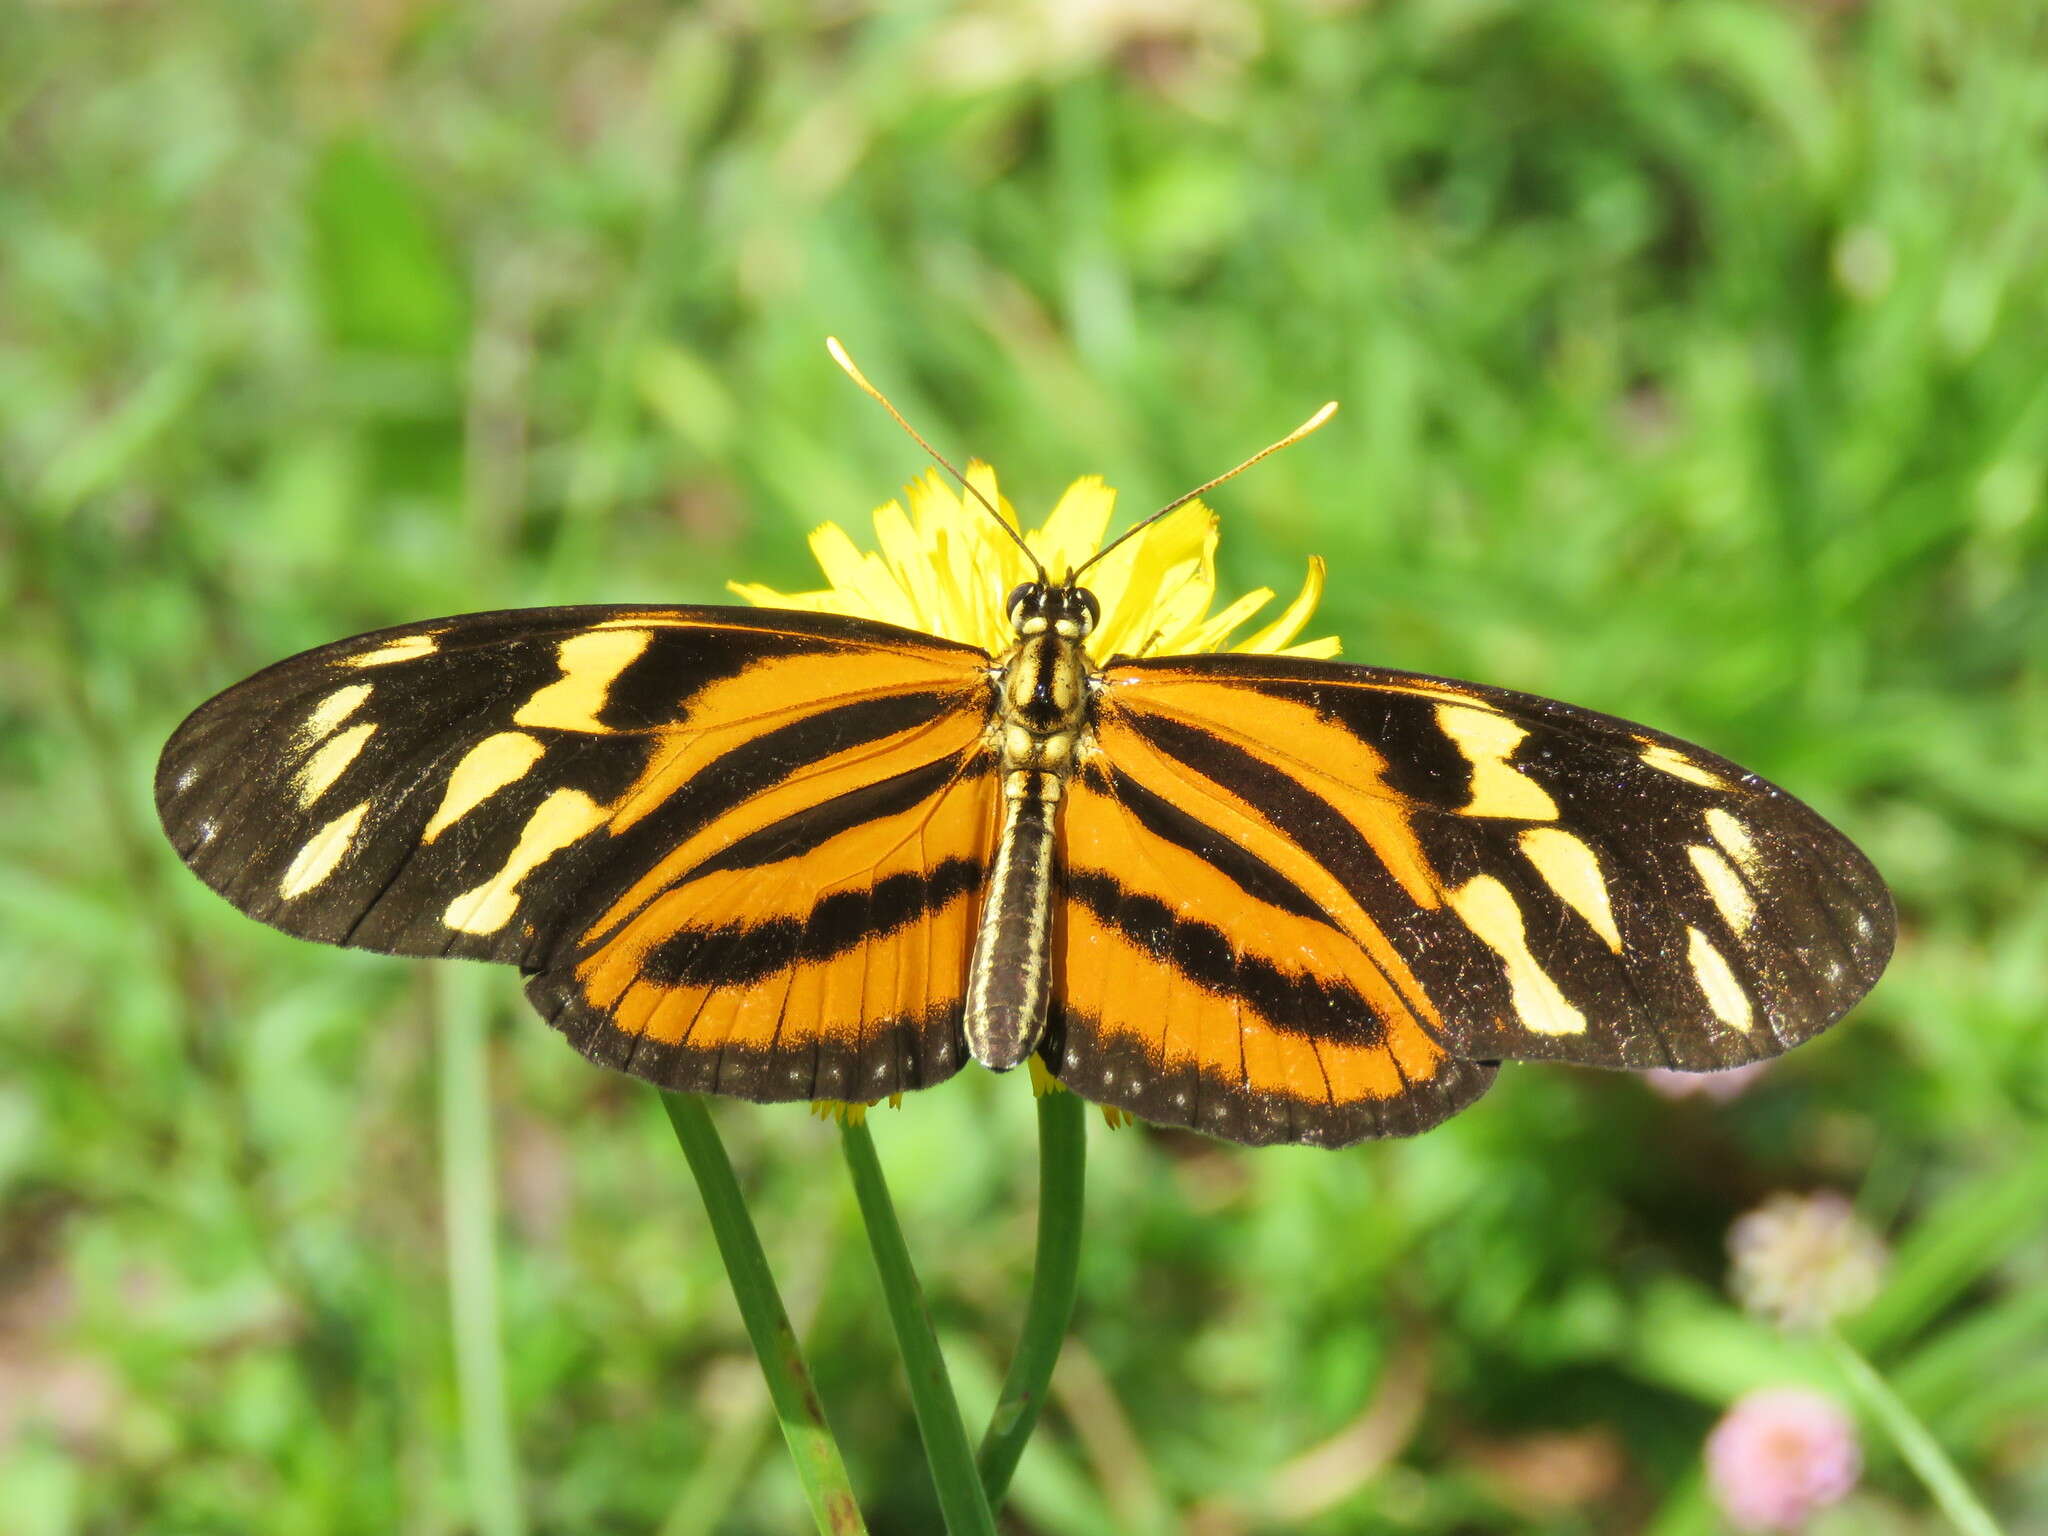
{"left": 826, "top": 337, "right": 1046, "bottom": 581}
{"left": 1072, "top": 401, "right": 1339, "bottom": 581}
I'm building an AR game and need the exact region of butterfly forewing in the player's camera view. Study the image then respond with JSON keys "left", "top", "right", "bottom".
{"left": 1051, "top": 653, "right": 1891, "bottom": 1129}
{"left": 156, "top": 605, "right": 999, "bottom": 1100}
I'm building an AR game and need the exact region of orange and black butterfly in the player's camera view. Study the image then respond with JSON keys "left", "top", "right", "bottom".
{"left": 156, "top": 349, "right": 1892, "bottom": 1147}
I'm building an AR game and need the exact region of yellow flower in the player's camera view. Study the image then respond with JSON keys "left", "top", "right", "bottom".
{"left": 730, "top": 463, "right": 1340, "bottom": 661}
{"left": 748, "top": 458, "right": 1339, "bottom": 1124}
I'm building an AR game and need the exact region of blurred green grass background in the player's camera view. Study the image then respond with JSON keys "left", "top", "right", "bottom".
{"left": 4, "top": 1, "right": 2046, "bottom": 1531}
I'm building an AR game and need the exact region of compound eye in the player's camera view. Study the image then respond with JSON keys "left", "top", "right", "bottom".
{"left": 1005, "top": 583, "right": 1036, "bottom": 626}
{"left": 1075, "top": 588, "right": 1100, "bottom": 635}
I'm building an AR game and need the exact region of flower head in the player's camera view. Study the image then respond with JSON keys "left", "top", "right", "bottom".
{"left": 1706, "top": 1386, "right": 1861, "bottom": 1531}
{"left": 1729, "top": 1191, "right": 1888, "bottom": 1331}
{"left": 732, "top": 463, "right": 1339, "bottom": 661}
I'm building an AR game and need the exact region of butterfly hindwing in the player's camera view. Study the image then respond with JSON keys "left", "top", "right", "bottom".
{"left": 156, "top": 605, "right": 998, "bottom": 1100}
{"left": 1048, "top": 748, "right": 1497, "bottom": 1146}
{"left": 529, "top": 735, "right": 998, "bottom": 1104}
{"left": 1046, "top": 653, "right": 1891, "bottom": 1132}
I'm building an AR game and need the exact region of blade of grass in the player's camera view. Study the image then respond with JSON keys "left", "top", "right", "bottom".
{"left": 434, "top": 965, "right": 526, "bottom": 1536}
{"left": 977, "top": 1085, "right": 1086, "bottom": 1508}
{"left": 946, "top": 1335, "right": 1128, "bottom": 1536}
{"left": 1821, "top": 1326, "right": 2005, "bottom": 1536}
{"left": 656, "top": 1381, "right": 774, "bottom": 1536}
{"left": 1848, "top": 1156, "right": 2048, "bottom": 1354}
{"left": 660, "top": 1092, "right": 869, "bottom": 1536}
{"left": 838, "top": 1118, "right": 998, "bottom": 1536}
{"left": 658, "top": 1178, "right": 850, "bottom": 1536}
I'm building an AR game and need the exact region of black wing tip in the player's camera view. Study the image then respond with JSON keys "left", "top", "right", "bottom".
{"left": 1452, "top": 888, "right": 1896, "bottom": 1077}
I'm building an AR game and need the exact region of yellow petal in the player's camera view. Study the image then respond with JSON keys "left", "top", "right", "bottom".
{"left": 1278, "top": 634, "right": 1344, "bottom": 658}
{"left": 1139, "top": 498, "right": 1213, "bottom": 568}
{"left": 905, "top": 470, "right": 958, "bottom": 533}
{"left": 922, "top": 525, "right": 979, "bottom": 647}
{"left": 869, "top": 499, "right": 923, "bottom": 572}
{"left": 726, "top": 579, "right": 836, "bottom": 612}
{"left": 870, "top": 500, "right": 939, "bottom": 630}
{"left": 1234, "top": 555, "right": 1336, "bottom": 655}
{"left": 1149, "top": 541, "right": 1221, "bottom": 646}
{"left": 1032, "top": 476, "right": 1117, "bottom": 581}
{"left": 948, "top": 515, "right": 1029, "bottom": 648}
{"left": 807, "top": 523, "right": 918, "bottom": 628}
{"left": 1181, "top": 586, "right": 1276, "bottom": 653}
{"left": 1087, "top": 502, "right": 1217, "bottom": 658}
{"left": 963, "top": 461, "right": 1014, "bottom": 534}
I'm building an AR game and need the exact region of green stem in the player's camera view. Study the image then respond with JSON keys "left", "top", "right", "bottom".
{"left": 661, "top": 1093, "right": 869, "bottom": 1536}
{"left": 977, "top": 1087, "right": 1086, "bottom": 1507}
{"left": 435, "top": 966, "right": 526, "bottom": 1536}
{"left": 838, "top": 1119, "right": 999, "bottom": 1536}
{"left": 1821, "top": 1327, "right": 2005, "bottom": 1536}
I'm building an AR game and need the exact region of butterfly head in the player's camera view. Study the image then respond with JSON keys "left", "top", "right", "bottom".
{"left": 1006, "top": 580, "right": 1099, "bottom": 642}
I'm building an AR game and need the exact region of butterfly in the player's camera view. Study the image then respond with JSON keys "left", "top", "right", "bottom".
{"left": 155, "top": 346, "right": 1893, "bottom": 1148}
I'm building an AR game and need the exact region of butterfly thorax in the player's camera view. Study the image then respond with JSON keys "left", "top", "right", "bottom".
{"left": 965, "top": 582, "right": 1102, "bottom": 1072}
{"left": 992, "top": 582, "right": 1099, "bottom": 768}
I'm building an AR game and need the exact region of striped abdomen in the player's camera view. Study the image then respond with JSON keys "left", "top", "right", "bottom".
{"left": 963, "top": 769, "right": 1062, "bottom": 1070}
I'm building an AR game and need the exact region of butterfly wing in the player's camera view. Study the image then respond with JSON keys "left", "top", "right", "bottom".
{"left": 157, "top": 605, "right": 999, "bottom": 1101}
{"left": 1043, "top": 652, "right": 1891, "bottom": 1146}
